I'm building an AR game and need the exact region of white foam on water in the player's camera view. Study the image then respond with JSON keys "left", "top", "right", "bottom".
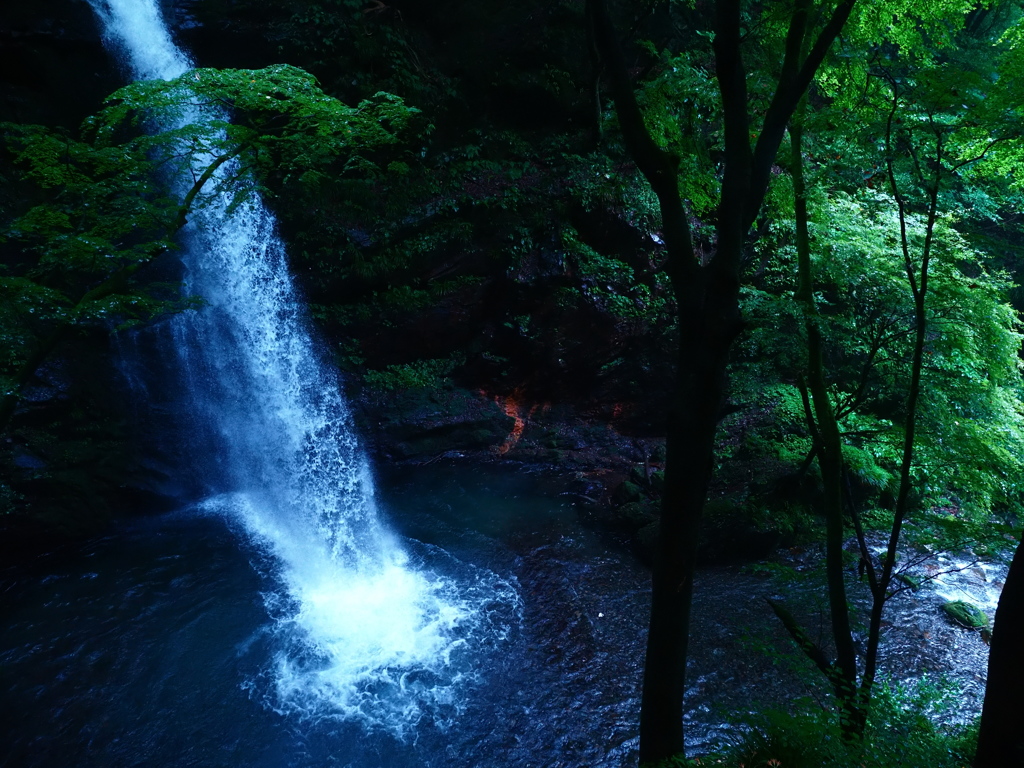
{"left": 929, "top": 555, "right": 1007, "bottom": 615}
{"left": 90, "top": 0, "right": 518, "bottom": 737}
{"left": 199, "top": 492, "right": 511, "bottom": 735}
{"left": 876, "top": 543, "right": 1009, "bottom": 617}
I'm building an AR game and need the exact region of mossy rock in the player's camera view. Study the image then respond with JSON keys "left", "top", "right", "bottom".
{"left": 613, "top": 480, "right": 643, "bottom": 504}
{"left": 617, "top": 500, "right": 658, "bottom": 530}
{"left": 698, "top": 496, "right": 788, "bottom": 563}
{"left": 650, "top": 470, "right": 665, "bottom": 493}
{"left": 942, "top": 600, "right": 989, "bottom": 630}
{"left": 896, "top": 572, "right": 923, "bottom": 591}
{"left": 390, "top": 417, "right": 513, "bottom": 458}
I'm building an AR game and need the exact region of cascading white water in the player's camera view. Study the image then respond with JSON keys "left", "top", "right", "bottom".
{"left": 89, "top": 0, "right": 516, "bottom": 735}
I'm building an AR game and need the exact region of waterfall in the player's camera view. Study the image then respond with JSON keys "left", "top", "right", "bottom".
{"left": 88, "top": 0, "right": 515, "bottom": 735}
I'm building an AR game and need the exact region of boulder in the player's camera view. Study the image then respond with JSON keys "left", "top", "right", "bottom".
{"left": 942, "top": 600, "right": 990, "bottom": 630}
{"left": 613, "top": 479, "right": 643, "bottom": 505}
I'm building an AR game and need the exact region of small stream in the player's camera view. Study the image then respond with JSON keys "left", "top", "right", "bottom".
{"left": 0, "top": 463, "right": 997, "bottom": 767}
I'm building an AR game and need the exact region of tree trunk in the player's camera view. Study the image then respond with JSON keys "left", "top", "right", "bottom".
{"left": 975, "top": 535, "right": 1024, "bottom": 767}
{"left": 585, "top": 1, "right": 856, "bottom": 760}
{"left": 859, "top": 108, "right": 943, "bottom": 709}
{"left": 640, "top": 265, "right": 740, "bottom": 761}
{"left": 789, "top": 117, "right": 862, "bottom": 732}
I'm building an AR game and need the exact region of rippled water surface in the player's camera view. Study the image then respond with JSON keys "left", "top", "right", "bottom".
{"left": 1, "top": 464, "right": 998, "bottom": 767}
{"left": 0, "top": 466, "right": 649, "bottom": 767}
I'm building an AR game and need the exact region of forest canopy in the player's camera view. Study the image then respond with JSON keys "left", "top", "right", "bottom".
{"left": 3, "top": 0, "right": 1024, "bottom": 764}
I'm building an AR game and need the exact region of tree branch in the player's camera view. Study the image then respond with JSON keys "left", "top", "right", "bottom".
{"left": 746, "top": 0, "right": 857, "bottom": 227}
{"left": 766, "top": 598, "right": 834, "bottom": 678}
{"left": 586, "top": 0, "right": 696, "bottom": 292}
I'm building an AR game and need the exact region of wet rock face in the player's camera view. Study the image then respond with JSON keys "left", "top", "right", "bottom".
{"left": 0, "top": 0, "right": 119, "bottom": 126}
{"left": 0, "top": 0, "right": 278, "bottom": 130}
{"left": 169, "top": 0, "right": 278, "bottom": 70}
{"left": 0, "top": 328, "right": 181, "bottom": 544}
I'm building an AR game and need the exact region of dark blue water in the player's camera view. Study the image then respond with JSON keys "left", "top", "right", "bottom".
{"left": 1, "top": 462, "right": 1000, "bottom": 767}
{"left": 0, "top": 465, "right": 649, "bottom": 768}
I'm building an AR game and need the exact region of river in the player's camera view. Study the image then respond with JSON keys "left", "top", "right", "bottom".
{"left": 0, "top": 461, "right": 999, "bottom": 766}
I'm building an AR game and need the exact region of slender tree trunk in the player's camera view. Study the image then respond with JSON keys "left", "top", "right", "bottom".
{"left": 860, "top": 111, "right": 943, "bottom": 705}
{"left": 789, "top": 117, "right": 862, "bottom": 732}
{"left": 782, "top": 98, "right": 945, "bottom": 738}
{"left": 975, "top": 534, "right": 1024, "bottom": 767}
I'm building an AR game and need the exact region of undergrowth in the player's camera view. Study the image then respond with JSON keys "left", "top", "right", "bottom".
{"left": 642, "top": 678, "right": 977, "bottom": 768}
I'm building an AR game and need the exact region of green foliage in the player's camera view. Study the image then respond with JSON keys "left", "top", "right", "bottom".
{"left": 88, "top": 64, "right": 419, "bottom": 193}
{"left": 363, "top": 355, "right": 463, "bottom": 393}
{"left": 1, "top": 121, "right": 188, "bottom": 415}
{"left": 681, "top": 678, "right": 976, "bottom": 768}
{"left": 563, "top": 151, "right": 662, "bottom": 233}
{"left": 844, "top": 0, "right": 978, "bottom": 55}
{"left": 1, "top": 65, "right": 418, "bottom": 424}
{"left": 739, "top": 184, "right": 1024, "bottom": 526}
{"left": 633, "top": 49, "right": 719, "bottom": 216}
{"left": 3, "top": 122, "right": 177, "bottom": 287}
{"left": 560, "top": 226, "right": 668, "bottom": 320}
